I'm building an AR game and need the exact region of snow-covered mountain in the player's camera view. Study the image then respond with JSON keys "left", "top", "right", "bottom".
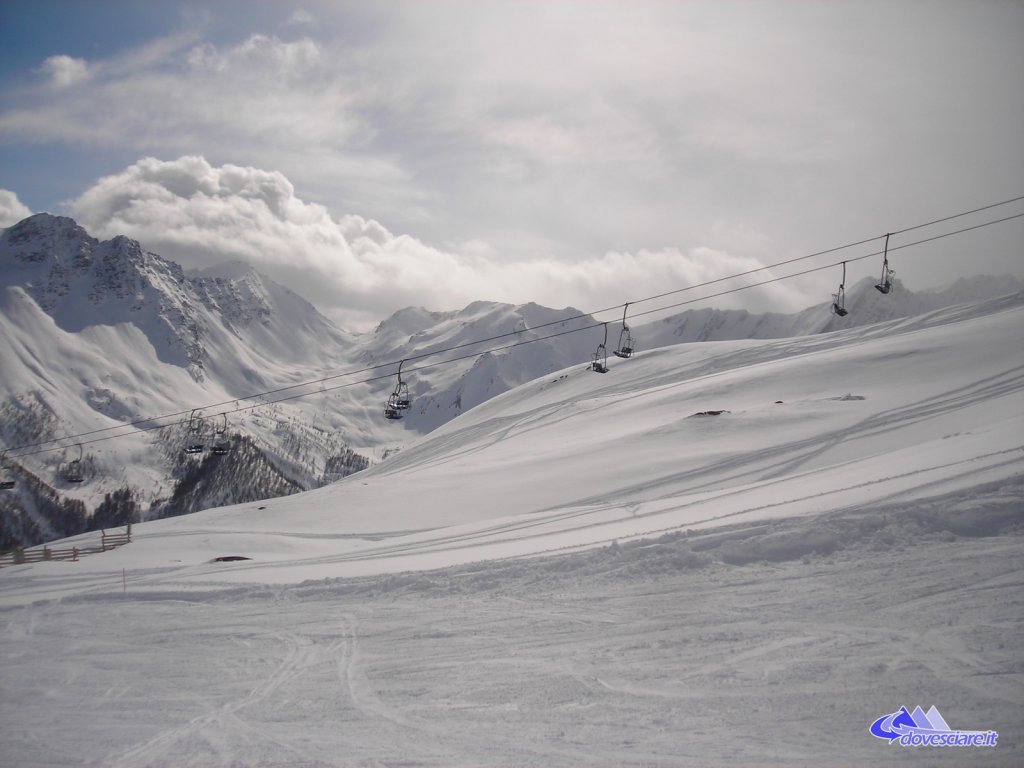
{"left": 1, "top": 212, "right": 1020, "bottom": 549}
{"left": 1, "top": 213, "right": 358, "bottom": 380}
{"left": 1, "top": 287, "right": 1021, "bottom": 767}
{"left": 0, "top": 214, "right": 368, "bottom": 544}
{"left": 0, "top": 214, "right": 612, "bottom": 544}
{"left": 12, "top": 285, "right": 1022, "bottom": 580}
{"left": 643, "top": 272, "right": 1024, "bottom": 346}
{"left": 362, "top": 300, "right": 601, "bottom": 432}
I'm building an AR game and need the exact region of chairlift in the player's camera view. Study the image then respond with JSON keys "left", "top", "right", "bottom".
{"left": 395, "top": 360, "right": 411, "bottom": 409}
{"left": 184, "top": 409, "right": 207, "bottom": 454}
{"left": 831, "top": 262, "right": 849, "bottom": 317}
{"left": 383, "top": 360, "right": 411, "bottom": 420}
{"left": 0, "top": 450, "right": 15, "bottom": 490}
{"left": 875, "top": 233, "right": 895, "bottom": 295}
{"left": 591, "top": 323, "right": 609, "bottom": 373}
{"left": 613, "top": 303, "right": 635, "bottom": 359}
{"left": 211, "top": 413, "right": 230, "bottom": 456}
{"left": 61, "top": 443, "right": 85, "bottom": 483}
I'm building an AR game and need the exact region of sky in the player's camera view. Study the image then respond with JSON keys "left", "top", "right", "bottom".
{"left": 1, "top": 0, "right": 1022, "bottom": 331}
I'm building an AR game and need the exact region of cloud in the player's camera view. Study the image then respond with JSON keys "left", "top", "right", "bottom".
{"left": 0, "top": 30, "right": 423, "bottom": 227}
{"left": 486, "top": 118, "right": 587, "bottom": 168}
{"left": 0, "top": 12, "right": 856, "bottom": 252}
{"left": 286, "top": 9, "right": 315, "bottom": 27}
{"left": 0, "top": 189, "right": 32, "bottom": 227}
{"left": 68, "top": 156, "right": 806, "bottom": 331}
{"left": 3, "top": 33, "right": 369, "bottom": 155}
{"left": 7, "top": 4, "right": 1017, "bottom": 308}
{"left": 39, "top": 55, "right": 89, "bottom": 88}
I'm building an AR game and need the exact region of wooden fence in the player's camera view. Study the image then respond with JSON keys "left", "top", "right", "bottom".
{"left": 0, "top": 523, "right": 132, "bottom": 567}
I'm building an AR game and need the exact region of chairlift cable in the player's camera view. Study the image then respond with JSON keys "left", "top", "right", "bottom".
{"left": 888, "top": 195, "right": 1024, "bottom": 236}
{"left": 4, "top": 204, "right": 1022, "bottom": 458}
{"left": 26, "top": 204, "right": 1017, "bottom": 453}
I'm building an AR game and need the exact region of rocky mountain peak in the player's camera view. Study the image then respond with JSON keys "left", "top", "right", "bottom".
{"left": 1, "top": 212, "right": 97, "bottom": 268}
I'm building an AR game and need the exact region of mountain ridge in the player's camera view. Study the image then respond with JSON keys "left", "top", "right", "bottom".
{"left": 1, "top": 212, "right": 1020, "bottom": 548}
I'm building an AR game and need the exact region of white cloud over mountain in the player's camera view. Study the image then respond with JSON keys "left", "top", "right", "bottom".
{"left": 0, "top": 189, "right": 32, "bottom": 227}
{"left": 68, "top": 156, "right": 803, "bottom": 330}
{"left": 3, "top": 2, "right": 1020, "bottom": 325}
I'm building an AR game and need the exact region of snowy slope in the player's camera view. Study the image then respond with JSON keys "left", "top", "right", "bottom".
{"left": 5, "top": 289, "right": 1021, "bottom": 595}
{"left": 640, "top": 273, "right": 1024, "bottom": 347}
{"left": 1, "top": 291, "right": 1022, "bottom": 768}
{"left": 0, "top": 215, "right": 607, "bottom": 521}
{"left": 0, "top": 215, "right": 365, "bottom": 492}
{"left": 2, "top": 212, "right": 1021, "bottom": 548}
{"left": 363, "top": 300, "right": 602, "bottom": 432}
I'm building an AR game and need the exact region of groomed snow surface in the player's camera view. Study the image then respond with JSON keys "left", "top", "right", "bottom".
{"left": 2, "top": 293, "right": 1023, "bottom": 767}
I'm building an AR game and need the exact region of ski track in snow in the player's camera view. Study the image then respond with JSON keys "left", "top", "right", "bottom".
{"left": 1, "top": 522, "right": 1022, "bottom": 767}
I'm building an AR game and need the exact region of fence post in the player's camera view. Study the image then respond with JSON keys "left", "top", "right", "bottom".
{"left": 127, "top": 521, "right": 132, "bottom": 542}
{"left": 43, "top": 547, "right": 51, "bottom": 561}
{"left": 73, "top": 546, "right": 78, "bottom": 562}
{"left": 14, "top": 548, "right": 25, "bottom": 565}
{"left": 101, "top": 529, "right": 107, "bottom": 552}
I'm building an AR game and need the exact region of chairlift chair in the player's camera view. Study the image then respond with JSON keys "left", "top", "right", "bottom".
{"left": 613, "top": 303, "right": 635, "bottom": 359}
{"left": 875, "top": 233, "right": 895, "bottom": 295}
{"left": 184, "top": 409, "right": 207, "bottom": 454}
{"left": 383, "top": 360, "right": 411, "bottom": 419}
{"left": 394, "top": 360, "right": 412, "bottom": 409}
{"left": 211, "top": 413, "right": 230, "bottom": 456}
{"left": 62, "top": 444, "right": 85, "bottom": 483}
{"left": 831, "top": 262, "right": 849, "bottom": 317}
{"left": 384, "top": 393, "right": 403, "bottom": 420}
{"left": 0, "top": 450, "right": 15, "bottom": 490}
{"left": 591, "top": 323, "right": 609, "bottom": 373}
{"left": 395, "top": 380, "right": 411, "bottom": 410}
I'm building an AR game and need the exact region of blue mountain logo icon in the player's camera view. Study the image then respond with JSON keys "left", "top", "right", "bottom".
{"left": 870, "top": 705, "right": 997, "bottom": 748}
